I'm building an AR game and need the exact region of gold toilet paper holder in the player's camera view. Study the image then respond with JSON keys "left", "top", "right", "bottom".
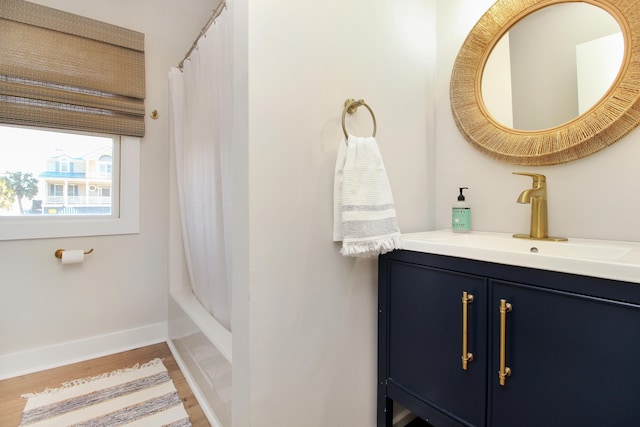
{"left": 55, "top": 248, "right": 94, "bottom": 259}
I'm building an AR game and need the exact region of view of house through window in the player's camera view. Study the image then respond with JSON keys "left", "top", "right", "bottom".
{"left": 0, "top": 125, "right": 117, "bottom": 217}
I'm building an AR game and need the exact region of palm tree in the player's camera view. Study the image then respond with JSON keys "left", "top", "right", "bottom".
{"left": 0, "top": 176, "right": 15, "bottom": 211}
{"left": 4, "top": 171, "right": 39, "bottom": 214}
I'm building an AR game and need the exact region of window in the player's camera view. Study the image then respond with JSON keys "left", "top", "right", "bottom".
{"left": 101, "top": 187, "right": 111, "bottom": 198}
{"left": 0, "top": 1, "right": 143, "bottom": 240}
{"left": 49, "top": 184, "right": 63, "bottom": 197}
{"left": 59, "top": 160, "right": 70, "bottom": 173}
{"left": 67, "top": 184, "right": 78, "bottom": 197}
{"left": 0, "top": 125, "right": 140, "bottom": 240}
{"left": 1, "top": 125, "right": 115, "bottom": 216}
{"left": 98, "top": 155, "right": 112, "bottom": 176}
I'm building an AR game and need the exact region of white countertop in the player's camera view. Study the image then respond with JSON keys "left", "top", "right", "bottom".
{"left": 400, "top": 230, "right": 640, "bottom": 284}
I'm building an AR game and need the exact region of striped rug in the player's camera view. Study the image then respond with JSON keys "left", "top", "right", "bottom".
{"left": 19, "top": 358, "right": 192, "bottom": 427}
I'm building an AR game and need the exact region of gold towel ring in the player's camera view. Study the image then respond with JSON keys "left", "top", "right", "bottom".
{"left": 342, "top": 98, "right": 377, "bottom": 140}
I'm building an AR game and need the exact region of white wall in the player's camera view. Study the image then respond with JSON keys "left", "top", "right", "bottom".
{"left": 7, "top": 0, "right": 636, "bottom": 425}
{"left": 1, "top": 0, "right": 435, "bottom": 424}
{"left": 509, "top": 3, "right": 620, "bottom": 130}
{"left": 436, "top": 0, "right": 640, "bottom": 243}
{"left": 0, "top": 0, "right": 215, "bottom": 374}
{"left": 237, "top": 0, "right": 435, "bottom": 425}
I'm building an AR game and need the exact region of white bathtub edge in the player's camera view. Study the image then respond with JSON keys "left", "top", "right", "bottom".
{"left": 169, "top": 287, "right": 232, "bottom": 363}
{"left": 167, "top": 339, "right": 225, "bottom": 427}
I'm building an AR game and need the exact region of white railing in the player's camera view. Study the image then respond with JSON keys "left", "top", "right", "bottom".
{"left": 44, "top": 196, "right": 111, "bottom": 205}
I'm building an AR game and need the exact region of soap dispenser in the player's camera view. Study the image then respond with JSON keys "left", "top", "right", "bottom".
{"left": 452, "top": 187, "right": 471, "bottom": 233}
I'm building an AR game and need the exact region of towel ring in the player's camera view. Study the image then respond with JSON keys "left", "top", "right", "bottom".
{"left": 342, "top": 99, "right": 377, "bottom": 140}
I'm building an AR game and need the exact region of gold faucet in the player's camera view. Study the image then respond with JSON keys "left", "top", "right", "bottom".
{"left": 513, "top": 172, "right": 567, "bottom": 241}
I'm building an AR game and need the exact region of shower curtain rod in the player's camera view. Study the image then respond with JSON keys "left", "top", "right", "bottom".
{"left": 177, "top": 0, "right": 226, "bottom": 70}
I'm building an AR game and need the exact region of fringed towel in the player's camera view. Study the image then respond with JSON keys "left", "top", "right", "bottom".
{"left": 333, "top": 135, "right": 402, "bottom": 257}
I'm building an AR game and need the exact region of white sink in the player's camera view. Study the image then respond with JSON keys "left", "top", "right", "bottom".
{"left": 424, "top": 232, "right": 632, "bottom": 261}
{"left": 401, "top": 230, "right": 640, "bottom": 283}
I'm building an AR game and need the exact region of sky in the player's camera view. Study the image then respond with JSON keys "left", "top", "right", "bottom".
{"left": 0, "top": 125, "right": 112, "bottom": 175}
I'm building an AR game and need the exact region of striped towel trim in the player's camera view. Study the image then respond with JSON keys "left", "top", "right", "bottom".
{"left": 333, "top": 135, "right": 401, "bottom": 257}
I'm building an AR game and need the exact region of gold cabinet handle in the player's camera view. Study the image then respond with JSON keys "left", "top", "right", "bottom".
{"left": 461, "top": 291, "right": 474, "bottom": 370}
{"left": 498, "top": 299, "right": 513, "bottom": 386}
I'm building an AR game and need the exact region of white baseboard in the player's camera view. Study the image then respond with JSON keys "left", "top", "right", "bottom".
{"left": 0, "top": 322, "right": 168, "bottom": 380}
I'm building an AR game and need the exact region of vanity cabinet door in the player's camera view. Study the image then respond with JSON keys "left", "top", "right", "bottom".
{"left": 489, "top": 280, "right": 640, "bottom": 427}
{"left": 385, "top": 260, "right": 488, "bottom": 427}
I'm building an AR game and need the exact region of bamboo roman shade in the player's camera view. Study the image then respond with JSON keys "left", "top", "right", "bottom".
{"left": 0, "top": 0, "right": 146, "bottom": 137}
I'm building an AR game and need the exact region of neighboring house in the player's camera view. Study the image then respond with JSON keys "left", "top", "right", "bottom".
{"left": 37, "top": 147, "right": 112, "bottom": 215}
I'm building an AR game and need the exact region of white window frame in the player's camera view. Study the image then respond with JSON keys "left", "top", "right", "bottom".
{"left": 0, "top": 135, "right": 140, "bottom": 241}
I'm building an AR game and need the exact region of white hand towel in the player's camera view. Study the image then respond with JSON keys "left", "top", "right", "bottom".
{"left": 333, "top": 135, "right": 402, "bottom": 257}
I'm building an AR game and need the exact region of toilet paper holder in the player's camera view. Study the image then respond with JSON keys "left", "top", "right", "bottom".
{"left": 55, "top": 248, "right": 94, "bottom": 259}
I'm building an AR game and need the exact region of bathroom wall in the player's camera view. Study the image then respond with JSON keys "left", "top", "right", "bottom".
{"left": 0, "top": 1, "right": 434, "bottom": 425}
{"left": 235, "top": 0, "right": 435, "bottom": 425}
{"left": 13, "top": 0, "right": 638, "bottom": 424}
{"left": 0, "top": 0, "right": 214, "bottom": 375}
{"left": 436, "top": 0, "right": 640, "bottom": 243}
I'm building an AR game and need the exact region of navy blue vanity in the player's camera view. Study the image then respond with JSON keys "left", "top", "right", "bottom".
{"left": 377, "top": 234, "right": 640, "bottom": 427}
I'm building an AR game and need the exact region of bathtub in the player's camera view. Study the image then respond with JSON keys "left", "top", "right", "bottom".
{"left": 168, "top": 287, "right": 232, "bottom": 427}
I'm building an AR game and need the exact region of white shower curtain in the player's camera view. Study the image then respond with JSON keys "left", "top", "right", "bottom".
{"left": 168, "top": 7, "right": 233, "bottom": 331}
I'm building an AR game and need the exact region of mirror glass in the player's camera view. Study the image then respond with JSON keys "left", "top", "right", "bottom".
{"left": 481, "top": 2, "right": 623, "bottom": 131}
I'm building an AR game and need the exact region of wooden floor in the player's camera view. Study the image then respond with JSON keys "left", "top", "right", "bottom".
{"left": 0, "top": 342, "right": 210, "bottom": 426}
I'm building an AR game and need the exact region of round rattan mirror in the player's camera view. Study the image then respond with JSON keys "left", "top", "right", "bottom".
{"left": 450, "top": 0, "right": 640, "bottom": 166}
